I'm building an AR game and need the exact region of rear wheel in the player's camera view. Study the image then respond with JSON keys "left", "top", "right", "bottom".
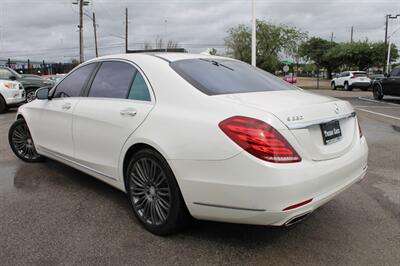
{"left": 0, "top": 96, "right": 7, "bottom": 114}
{"left": 126, "top": 149, "right": 189, "bottom": 235}
{"left": 8, "top": 119, "right": 44, "bottom": 162}
{"left": 344, "top": 82, "right": 352, "bottom": 91}
{"left": 26, "top": 88, "right": 37, "bottom": 102}
{"left": 373, "top": 84, "right": 384, "bottom": 100}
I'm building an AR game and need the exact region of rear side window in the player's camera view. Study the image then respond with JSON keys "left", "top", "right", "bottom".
{"left": 88, "top": 61, "right": 136, "bottom": 99}
{"left": 390, "top": 68, "right": 400, "bottom": 77}
{"left": 54, "top": 63, "right": 97, "bottom": 98}
{"left": 170, "top": 59, "right": 295, "bottom": 95}
{"left": 128, "top": 72, "right": 151, "bottom": 101}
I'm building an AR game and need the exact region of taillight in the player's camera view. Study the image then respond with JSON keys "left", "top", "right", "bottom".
{"left": 219, "top": 116, "right": 301, "bottom": 163}
{"left": 358, "top": 120, "right": 363, "bottom": 138}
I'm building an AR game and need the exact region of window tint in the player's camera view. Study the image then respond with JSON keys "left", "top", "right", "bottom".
{"left": 88, "top": 61, "right": 136, "bottom": 99}
{"left": 353, "top": 72, "right": 367, "bottom": 77}
{"left": 54, "top": 63, "right": 97, "bottom": 98}
{"left": 128, "top": 72, "right": 151, "bottom": 101}
{"left": 390, "top": 68, "right": 400, "bottom": 77}
{"left": 170, "top": 59, "right": 295, "bottom": 95}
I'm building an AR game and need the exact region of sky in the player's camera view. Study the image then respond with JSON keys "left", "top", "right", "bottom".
{"left": 0, "top": 0, "right": 399, "bottom": 63}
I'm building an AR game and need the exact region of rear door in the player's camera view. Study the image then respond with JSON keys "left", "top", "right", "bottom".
{"left": 72, "top": 60, "right": 154, "bottom": 179}
{"left": 32, "top": 63, "right": 97, "bottom": 158}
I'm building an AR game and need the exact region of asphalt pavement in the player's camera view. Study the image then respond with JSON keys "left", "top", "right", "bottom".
{"left": 0, "top": 90, "right": 399, "bottom": 266}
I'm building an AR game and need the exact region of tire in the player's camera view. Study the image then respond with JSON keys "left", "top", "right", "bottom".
{"left": 26, "top": 88, "right": 38, "bottom": 103}
{"left": 373, "top": 84, "right": 384, "bottom": 100}
{"left": 8, "top": 119, "right": 44, "bottom": 162}
{"left": 331, "top": 82, "right": 336, "bottom": 90}
{"left": 344, "top": 82, "right": 352, "bottom": 91}
{"left": 126, "top": 148, "right": 190, "bottom": 235}
{"left": 0, "top": 96, "right": 7, "bottom": 114}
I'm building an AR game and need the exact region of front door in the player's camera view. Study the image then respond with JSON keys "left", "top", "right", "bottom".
{"left": 72, "top": 61, "right": 154, "bottom": 179}
{"left": 33, "top": 63, "right": 98, "bottom": 158}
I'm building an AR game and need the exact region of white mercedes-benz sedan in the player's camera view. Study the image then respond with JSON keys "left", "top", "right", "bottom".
{"left": 9, "top": 53, "right": 368, "bottom": 235}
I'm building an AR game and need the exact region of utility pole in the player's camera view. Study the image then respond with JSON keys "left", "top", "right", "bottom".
{"left": 330, "top": 32, "right": 334, "bottom": 42}
{"left": 79, "top": 0, "right": 84, "bottom": 63}
{"left": 350, "top": 26, "right": 353, "bottom": 43}
{"left": 125, "top": 8, "right": 128, "bottom": 53}
{"left": 251, "top": 0, "right": 256, "bottom": 66}
{"left": 92, "top": 12, "right": 98, "bottom": 57}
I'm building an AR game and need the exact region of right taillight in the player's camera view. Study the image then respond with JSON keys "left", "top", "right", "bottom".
{"left": 219, "top": 116, "right": 301, "bottom": 163}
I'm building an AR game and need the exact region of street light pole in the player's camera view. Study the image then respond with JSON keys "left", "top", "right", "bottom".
{"left": 386, "top": 26, "right": 400, "bottom": 73}
{"left": 251, "top": 0, "right": 256, "bottom": 67}
{"left": 384, "top": 14, "right": 400, "bottom": 73}
{"left": 79, "top": 0, "right": 84, "bottom": 63}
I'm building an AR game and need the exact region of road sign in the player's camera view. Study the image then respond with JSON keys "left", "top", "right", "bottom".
{"left": 283, "top": 65, "right": 289, "bottom": 73}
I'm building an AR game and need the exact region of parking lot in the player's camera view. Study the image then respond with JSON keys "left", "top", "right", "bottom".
{"left": 0, "top": 90, "right": 399, "bottom": 265}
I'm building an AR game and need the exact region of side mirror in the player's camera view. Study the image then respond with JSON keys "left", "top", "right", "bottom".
{"left": 35, "top": 87, "right": 51, "bottom": 100}
{"left": 9, "top": 75, "right": 17, "bottom": 81}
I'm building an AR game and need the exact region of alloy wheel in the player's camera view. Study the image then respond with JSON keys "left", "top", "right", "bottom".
{"left": 26, "top": 90, "right": 36, "bottom": 102}
{"left": 129, "top": 157, "right": 171, "bottom": 226}
{"left": 11, "top": 122, "right": 41, "bottom": 160}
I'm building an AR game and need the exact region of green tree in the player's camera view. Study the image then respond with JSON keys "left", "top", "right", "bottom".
{"left": 299, "top": 37, "right": 337, "bottom": 78}
{"left": 224, "top": 20, "right": 307, "bottom": 72}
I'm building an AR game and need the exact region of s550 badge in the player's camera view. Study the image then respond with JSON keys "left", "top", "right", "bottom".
{"left": 287, "top": 115, "right": 304, "bottom": 122}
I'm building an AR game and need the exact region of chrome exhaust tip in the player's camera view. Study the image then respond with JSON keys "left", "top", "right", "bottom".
{"left": 284, "top": 212, "right": 312, "bottom": 226}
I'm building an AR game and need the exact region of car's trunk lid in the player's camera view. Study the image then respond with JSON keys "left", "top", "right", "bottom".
{"left": 215, "top": 90, "right": 357, "bottom": 161}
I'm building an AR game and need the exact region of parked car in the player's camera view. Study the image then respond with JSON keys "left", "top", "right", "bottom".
{"left": 283, "top": 74, "right": 297, "bottom": 84}
{"left": 0, "top": 80, "right": 25, "bottom": 113}
{"left": 0, "top": 67, "right": 52, "bottom": 102}
{"left": 372, "top": 66, "right": 400, "bottom": 100}
{"left": 41, "top": 74, "right": 65, "bottom": 84}
{"left": 331, "top": 71, "right": 371, "bottom": 91}
{"left": 8, "top": 53, "right": 368, "bottom": 235}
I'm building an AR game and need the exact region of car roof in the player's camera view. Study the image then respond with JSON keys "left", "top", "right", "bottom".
{"left": 90, "top": 52, "right": 231, "bottom": 64}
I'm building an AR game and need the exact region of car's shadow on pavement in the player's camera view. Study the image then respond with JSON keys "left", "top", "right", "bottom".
{"left": 11, "top": 158, "right": 299, "bottom": 242}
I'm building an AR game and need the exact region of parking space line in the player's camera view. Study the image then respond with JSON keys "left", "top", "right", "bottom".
{"left": 354, "top": 106, "right": 399, "bottom": 108}
{"left": 358, "top": 97, "right": 400, "bottom": 107}
{"left": 356, "top": 108, "right": 400, "bottom": 121}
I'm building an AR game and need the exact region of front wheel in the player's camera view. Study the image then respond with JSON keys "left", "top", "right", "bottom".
{"left": 8, "top": 119, "right": 44, "bottom": 162}
{"left": 331, "top": 82, "right": 336, "bottom": 90}
{"left": 373, "top": 84, "right": 384, "bottom": 100}
{"left": 126, "top": 149, "right": 189, "bottom": 235}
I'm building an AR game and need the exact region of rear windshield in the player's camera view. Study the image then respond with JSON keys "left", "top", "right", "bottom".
{"left": 170, "top": 59, "right": 296, "bottom": 95}
{"left": 353, "top": 72, "right": 368, "bottom": 77}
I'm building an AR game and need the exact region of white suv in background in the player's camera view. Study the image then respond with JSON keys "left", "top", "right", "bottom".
{"left": 331, "top": 71, "right": 371, "bottom": 91}
{"left": 0, "top": 80, "right": 26, "bottom": 113}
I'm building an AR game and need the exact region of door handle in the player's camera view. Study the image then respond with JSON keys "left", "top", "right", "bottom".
{"left": 120, "top": 108, "right": 137, "bottom": 117}
{"left": 61, "top": 103, "right": 72, "bottom": 110}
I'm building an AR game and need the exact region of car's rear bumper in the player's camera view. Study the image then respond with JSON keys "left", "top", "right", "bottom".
{"left": 350, "top": 82, "right": 371, "bottom": 88}
{"left": 170, "top": 136, "right": 368, "bottom": 226}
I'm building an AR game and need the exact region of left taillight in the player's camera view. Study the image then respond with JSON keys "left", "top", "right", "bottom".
{"left": 219, "top": 116, "right": 301, "bottom": 163}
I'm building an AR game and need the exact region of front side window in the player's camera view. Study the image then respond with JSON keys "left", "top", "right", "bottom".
{"left": 88, "top": 61, "right": 136, "bottom": 99}
{"left": 170, "top": 59, "right": 296, "bottom": 95}
{"left": 53, "top": 63, "right": 97, "bottom": 98}
{"left": 128, "top": 72, "right": 151, "bottom": 101}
